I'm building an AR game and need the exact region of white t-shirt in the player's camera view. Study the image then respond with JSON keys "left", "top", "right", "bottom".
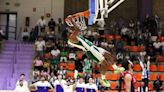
{"left": 34, "top": 81, "right": 52, "bottom": 87}
{"left": 75, "top": 82, "right": 86, "bottom": 92}
{"left": 37, "top": 19, "right": 46, "bottom": 27}
{"left": 86, "top": 83, "right": 98, "bottom": 91}
{"left": 53, "top": 79, "right": 67, "bottom": 86}
{"left": 14, "top": 85, "right": 30, "bottom": 92}
{"left": 16, "top": 80, "right": 28, "bottom": 87}
{"left": 64, "top": 85, "right": 73, "bottom": 92}
{"left": 153, "top": 42, "right": 161, "bottom": 49}
{"left": 69, "top": 53, "right": 76, "bottom": 59}
{"left": 53, "top": 79, "right": 67, "bottom": 91}
{"left": 51, "top": 49, "right": 60, "bottom": 56}
{"left": 35, "top": 41, "right": 45, "bottom": 51}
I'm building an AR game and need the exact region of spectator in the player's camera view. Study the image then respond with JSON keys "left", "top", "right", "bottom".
{"left": 49, "top": 72, "right": 57, "bottom": 87}
{"left": 53, "top": 75, "right": 67, "bottom": 92}
{"left": 36, "top": 16, "right": 46, "bottom": 35}
{"left": 57, "top": 66, "right": 67, "bottom": 78}
{"left": 58, "top": 18, "right": 65, "bottom": 35}
{"left": 86, "top": 78, "right": 98, "bottom": 92}
{"left": 34, "top": 36, "right": 45, "bottom": 56}
{"left": 45, "top": 39, "right": 54, "bottom": 53}
{"left": 33, "top": 56, "right": 43, "bottom": 72}
{"left": 153, "top": 75, "right": 163, "bottom": 92}
{"left": 138, "top": 56, "right": 150, "bottom": 92}
{"left": 51, "top": 46, "right": 60, "bottom": 58}
{"left": 153, "top": 39, "right": 161, "bottom": 53}
{"left": 48, "top": 18, "right": 56, "bottom": 31}
{"left": 14, "top": 80, "right": 30, "bottom": 92}
{"left": 31, "top": 72, "right": 40, "bottom": 84}
{"left": 16, "top": 74, "right": 28, "bottom": 87}
{"left": 22, "top": 27, "right": 29, "bottom": 42}
{"left": 32, "top": 76, "right": 53, "bottom": 92}
{"left": 68, "top": 50, "right": 76, "bottom": 60}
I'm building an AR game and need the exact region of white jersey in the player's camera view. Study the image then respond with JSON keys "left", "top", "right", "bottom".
{"left": 53, "top": 79, "right": 67, "bottom": 92}
{"left": 16, "top": 80, "right": 28, "bottom": 87}
{"left": 14, "top": 85, "right": 30, "bottom": 92}
{"left": 86, "top": 83, "right": 98, "bottom": 92}
{"left": 34, "top": 81, "right": 52, "bottom": 87}
{"left": 75, "top": 82, "right": 86, "bottom": 92}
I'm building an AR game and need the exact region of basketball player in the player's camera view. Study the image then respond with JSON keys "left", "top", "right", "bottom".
{"left": 66, "top": 16, "right": 124, "bottom": 86}
{"left": 122, "top": 60, "right": 137, "bottom": 92}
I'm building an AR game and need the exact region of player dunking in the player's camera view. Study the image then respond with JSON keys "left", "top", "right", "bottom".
{"left": 66, "top": 16, "right": 124, "bottom": 87}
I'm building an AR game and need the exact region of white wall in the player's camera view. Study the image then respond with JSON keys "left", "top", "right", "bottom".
{"left": 0, "top": 0, "right": 64, "bottom": 39}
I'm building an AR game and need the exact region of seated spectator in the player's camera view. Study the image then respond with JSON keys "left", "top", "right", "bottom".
{"left": 68, "top": 50, "right": 76, "bottom": 60}
{"left": 14, "top": 80, "right": 30, "bottom": 92}
{"left": 45, "top": 39, "right": 54, "bottom": 53}
{"left": 32, "top": 76, "right": 53, "bottom": 92}
{"left": 60, "top": 48, "right": 68, "bottom": 62}
{"left": 46, "top": 28, "right": 55, "bottom": 40}
{"left": 153, "top": 75, "right": 163, "bottom": 92}
{"left": 33, "top": 56, "right": 43, "bottom": 72}
{"left": 16, "top": 74, "right": 28, "bottom": 87}
{"left": 51, "top": 46, "right": 60, "bottom": 58}
{"left": 153, "top": 39, "right": 161, "bottom": 53}
{"left": 57, "top": 66, "right": 67, "bottom": 78}
{"left": 51, "top": 46, "right": 61, "bottom": 65}
{"left": 34, "top": 36, "right": 45, "bottom": 56}
{"left": 31, "top": 72, "right": 40, "bottom": 84}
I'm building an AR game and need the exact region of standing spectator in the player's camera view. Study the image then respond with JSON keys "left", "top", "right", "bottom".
{"left": 32, "top": 76, "right": 53, "bottom": 92}
{"left": 86, "top": 78, "right": 98, "bottom": 92}
{"left": 48, "top": 18, "right": 56, "bottom": 31}
{"left": 36, "top": 16, "right": 46, "bottom": 35}
{"left": 138, "top": 56, "right": 150, "bottom": 92}
{"left": 153, "top": 75, "right": 163, "bottom": 92}
{"left": 16, "top": 74, "right": 28, "bottom": 87}
{"left": 22, "top": 27, "right": 29, "bottom": 42}
{"left": 53, "top": 75, "right": 67, "bottom": 92}
{"left": 58, "top": 18, "right": 65, "bottom": 36}
{"left": 34, "top": 36, "right": 45, "bottom": 56}
{"left": 14, "top": 80, "right": 30, "bottom": 92}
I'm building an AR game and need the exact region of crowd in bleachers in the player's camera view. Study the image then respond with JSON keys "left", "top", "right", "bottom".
{"left": 28, "top": 15, "right": 164, "bottom": 92}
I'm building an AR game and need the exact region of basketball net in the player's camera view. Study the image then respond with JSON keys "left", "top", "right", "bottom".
{"left": 65, "top": 10, "right": 90, "bottom": 30}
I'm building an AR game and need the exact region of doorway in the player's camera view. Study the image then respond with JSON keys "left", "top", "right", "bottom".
{"left": 0, "top": 12, "right": 17, "bottom": 40}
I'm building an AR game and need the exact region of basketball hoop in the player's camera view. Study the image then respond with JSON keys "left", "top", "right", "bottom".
{"left": 65, "top": 10, "right": 90, "bottom": 30}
